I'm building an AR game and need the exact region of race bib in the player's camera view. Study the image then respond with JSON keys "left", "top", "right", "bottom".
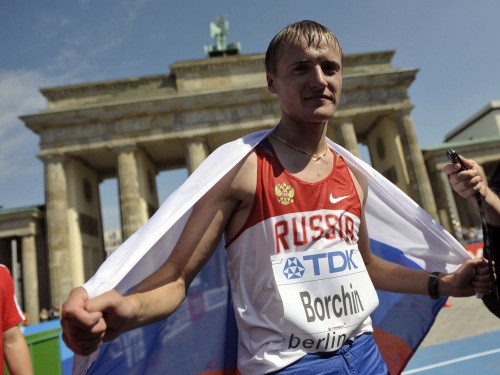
{"left": 271, "top": 245, "right": 379, "bottom": 353}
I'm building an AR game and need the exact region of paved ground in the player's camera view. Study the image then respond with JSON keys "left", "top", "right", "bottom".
{"left": 405, "top": 331, "right": 500, "bottom": 374}
{"left": 420, "top": 296, "right": 500, "bottom": 347}
{"left": 404, "top": 296, "right": 500, "bottom": 374}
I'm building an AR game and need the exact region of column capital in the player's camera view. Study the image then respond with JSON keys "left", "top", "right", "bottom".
{"left": 184, "top": 136, "right": 207, "bottom": 145}
{"left": 392, "top": 106, "right": 414, "bottom": 118}
{"left": 110, "top": 142, "right": 137, "bottom": 155}
{"left": 38, "top": 152, "right": 67, "bottom": 163}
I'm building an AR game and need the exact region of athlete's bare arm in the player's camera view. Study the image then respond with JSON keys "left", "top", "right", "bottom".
{"left": 347, "top": 165, "right": 492, "bottom": 298}
{"left": 61, "top": 152, "right": 257, "bottom": 356}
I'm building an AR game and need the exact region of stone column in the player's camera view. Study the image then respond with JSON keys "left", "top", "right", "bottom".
{"left": 335, "top": 118, "right": 360, "bottom": 157}
{"left": 21, "top": 234, "right": 40, "bottom": 324}
{"left": 116, "top": 144, "right": 144, "bottom": 240}
{"left": 394, "top": 110, "right": 439, "bottom": 219}
{"left": 185, "top": 138, "right": 209, "bottom": 174}
{"left": 44, "top": 154, "right": 72, "bottom": 307}
{"left": 439, "top": 172, "right": 463, "bottom": 239}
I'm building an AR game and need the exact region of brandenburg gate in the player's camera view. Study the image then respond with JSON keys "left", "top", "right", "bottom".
{"left": 21, "top": 49, "right": 436, "bottom": 306}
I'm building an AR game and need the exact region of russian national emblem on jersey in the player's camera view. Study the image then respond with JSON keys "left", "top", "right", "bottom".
{"left": 275, "top": 183, "right": 295, "bottom": 205}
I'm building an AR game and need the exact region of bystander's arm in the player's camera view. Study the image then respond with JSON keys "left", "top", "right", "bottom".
{"left": 3, "top": 325, "right": 33, "bottom": 375}
{"left": 443, "top": 155, "right": 500, "bottom": 316}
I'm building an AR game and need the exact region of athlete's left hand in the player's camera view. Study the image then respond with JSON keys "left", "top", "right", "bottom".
{"left": 442, "top": 258, "right": 493, "bottom": 297}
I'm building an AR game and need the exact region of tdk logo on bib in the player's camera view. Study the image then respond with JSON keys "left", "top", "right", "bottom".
{"left": 283, "top": 257, "right": 305, "bottom": 279}
{"left": 283, "top": 250, "right": 358, "bottom": 280}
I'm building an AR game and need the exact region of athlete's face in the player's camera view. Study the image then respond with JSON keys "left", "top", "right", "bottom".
{"left": 267, "top": 37, "right": 343, "bottom": 126}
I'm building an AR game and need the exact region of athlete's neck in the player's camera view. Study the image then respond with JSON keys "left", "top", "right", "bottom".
{"left": 273, "top": 120, "right": 328, "bottom": 156}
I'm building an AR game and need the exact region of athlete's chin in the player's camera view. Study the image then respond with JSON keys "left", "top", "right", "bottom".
{"left": 285, "top": 106, "right": 336, "bottom": 125}
{"left": 312, "top": 102, "right": 336, "bottom": 115}
{"left": 308, "top": 109, "right": 336, "bottom": 123}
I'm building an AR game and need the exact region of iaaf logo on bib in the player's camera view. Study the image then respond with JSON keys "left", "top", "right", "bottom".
{"left": 283, "top": 250, "right": 358, "bottom": 280}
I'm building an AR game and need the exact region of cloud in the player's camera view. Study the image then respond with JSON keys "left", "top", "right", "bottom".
{"left": 47, "top": 47, "right": 93, "bottom": 78}
{"left": 78, "top": 0, "right": 91, "bottom": 7}
{"left": 120, "top": 0, "right": 152, "bottom": 28}
{"left": 0, "top": 69, "right": 58, "bottom": 181}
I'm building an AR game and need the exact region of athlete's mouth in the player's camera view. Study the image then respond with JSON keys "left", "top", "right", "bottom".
{"left": 305, "top": 94, "right": 335, "bottom": 103}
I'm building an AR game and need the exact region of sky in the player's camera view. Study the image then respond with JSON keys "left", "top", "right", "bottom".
{"left": 1, "top": 0, "right": 500, "bottom": 230}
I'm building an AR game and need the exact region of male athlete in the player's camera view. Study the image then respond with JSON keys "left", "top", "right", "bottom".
{"left": 62, "top": 21, "right": 492, "bottom": 374}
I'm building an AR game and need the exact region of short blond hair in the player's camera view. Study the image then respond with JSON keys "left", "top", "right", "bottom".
{"left": 265, "top": 20, "right": 343, "bottom": 75}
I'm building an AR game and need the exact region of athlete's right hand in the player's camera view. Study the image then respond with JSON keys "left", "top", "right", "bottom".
{"left": 61, "top": 287, "right": 104, "bottom": 356}
{"left": 61, "top": 287, "right": 137, "bottom": 356}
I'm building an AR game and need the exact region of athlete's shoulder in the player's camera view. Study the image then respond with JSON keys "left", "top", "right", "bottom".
{"left": 341, "top": 158, "right": 367, "bottom": 205}
{"left": 232, "top": 149, "right": 258, "bottom": 195}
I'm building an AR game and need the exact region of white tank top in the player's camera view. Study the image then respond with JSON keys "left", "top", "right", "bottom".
{"left": 225, "top": 140, "right": 379, "bottom": 374}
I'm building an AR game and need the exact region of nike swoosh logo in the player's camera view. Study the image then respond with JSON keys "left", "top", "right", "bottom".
{"left": 329, "top": 194, "right": 349, "bottom": 204}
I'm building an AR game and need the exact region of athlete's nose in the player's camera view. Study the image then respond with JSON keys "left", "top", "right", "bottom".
{"left": 310, "top": 65, "right": 328, "bottom": 88}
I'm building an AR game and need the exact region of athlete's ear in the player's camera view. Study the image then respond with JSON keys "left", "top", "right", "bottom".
{"left": 267, "top": 73, "right": 277, "bottom": 94}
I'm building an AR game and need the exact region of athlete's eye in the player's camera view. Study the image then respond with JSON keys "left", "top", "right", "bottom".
{"left": 293, "top": 64, "right": 309, "bottom": 73}
{"left": 322, "top": 62, "right": 340, "bottom": 76}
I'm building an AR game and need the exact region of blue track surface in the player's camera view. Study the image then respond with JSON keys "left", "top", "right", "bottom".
{"left": 23, "top": 321, "right": 499, "bottom": 374}
{"left": 404, "top": 330, "right": 500, "bottom": 374}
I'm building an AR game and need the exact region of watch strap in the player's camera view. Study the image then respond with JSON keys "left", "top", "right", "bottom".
{"left": 428, "top": 271, "right": 441, "bottom": 299}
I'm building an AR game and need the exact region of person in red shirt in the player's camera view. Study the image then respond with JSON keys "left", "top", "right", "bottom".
{"left": 1, "top": 264, "right": 33, "bottom": 375}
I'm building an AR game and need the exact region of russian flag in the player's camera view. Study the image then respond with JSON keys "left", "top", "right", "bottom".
{"left": 72, "top": 130, "right": 470, "bottom": 375}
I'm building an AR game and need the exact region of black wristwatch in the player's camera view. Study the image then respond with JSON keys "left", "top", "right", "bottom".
{"left": 428, "top": 272, "right": 441, "bottom": 299}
